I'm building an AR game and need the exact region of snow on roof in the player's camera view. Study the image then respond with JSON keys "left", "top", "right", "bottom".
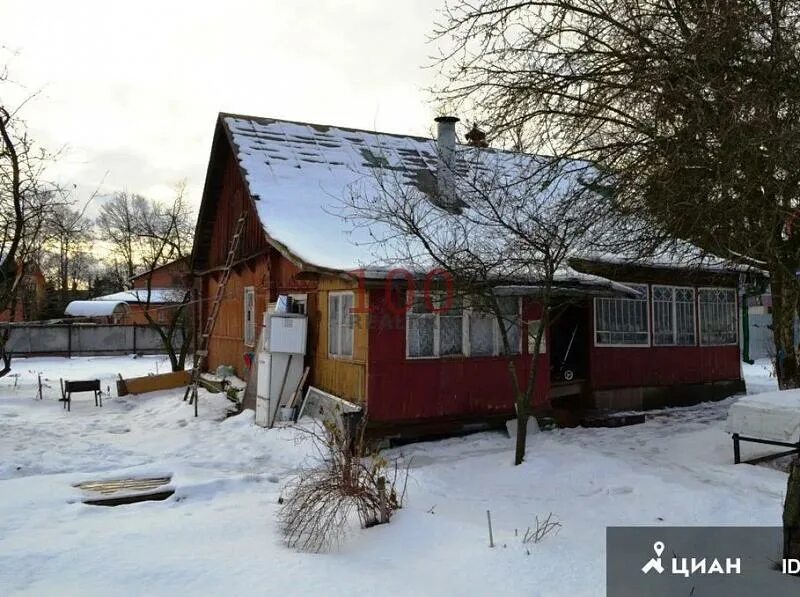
{"left": 93, "top": 289, "right": 188, "bottom": 304}
{"left": 226, "top": 115, "right": 556, "bottom": 273}
{"left": 224, "top": 114, "right": 742, "bottom": 278}
{"left": 65, "top": 301, "right": 130, "bottom": 317}
{"left": 726, "top": 389, "right": 800, "bottom": 443}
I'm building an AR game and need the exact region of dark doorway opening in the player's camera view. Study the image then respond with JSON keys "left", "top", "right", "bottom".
{"left": 550, "top": 301, "right": 589, "bottom": 382}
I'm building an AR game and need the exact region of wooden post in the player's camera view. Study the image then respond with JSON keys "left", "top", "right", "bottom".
{"left": 132, "top": 324, "right": 137, "bottom": 354}
{"left": 378, "top": 476, "right": 389, "bottom": 524}
{"left": 733, "top": 433, "right": 741, "bottom": 464}
{"left": 487, "top": 509, "right": 494, "bottom": 548}
{"left": 67, "top": 325, "right": 72, "bottom": 359}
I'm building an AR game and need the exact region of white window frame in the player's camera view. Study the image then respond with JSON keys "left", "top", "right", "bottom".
{"left": 698, "top": 287, "right": 738, "bottom": 346}
{"left": 243, "top": 286, "right": 256, "bottom": 347}
{"left": 405, "top": 293, "right": 521, "bottom": 359}
{"left": 651, "top": 285, "right": 696, "bottom": 347}
{"left": 328, "top": 291, "right": 354, "bottom": 359}
{"left": 593, "top": 284, "right": 651, "bottom": 348}
{"left": 405, "top": 291, "right": 452, "bottom": 359}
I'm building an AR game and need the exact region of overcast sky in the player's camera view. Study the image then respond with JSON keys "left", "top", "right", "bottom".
{"left": 5, "top": 0, "right": 445, "bottom": 213}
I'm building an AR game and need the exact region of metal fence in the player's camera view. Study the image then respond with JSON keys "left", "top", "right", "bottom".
{"left": 1, "top": 324, "right": 186, "bottom": 357}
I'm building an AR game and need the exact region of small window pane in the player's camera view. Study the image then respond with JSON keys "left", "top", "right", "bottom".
{"left": 497, "top": 297, "right": 520, "bottom": 355}
{"left": 328, "top": 295, "right": 340, "bottom": 355}
{"left": 595, "top": 284, "right": 649, "bottom": 345}
{"left": 469, "top": 312, "right": 495, "bottom": 356}
{"left": 699, "top": 288, "right": 736, "bottom": 345}
{"left": 408, "top": 314, "right": 435, "bottom": 357}
{"left": 340, "top": 294, "right": 354, "bottom": 356}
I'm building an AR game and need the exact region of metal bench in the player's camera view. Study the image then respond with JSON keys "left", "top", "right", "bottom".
{"left": 60, "top": 379, "right": 102, "bottom": 411}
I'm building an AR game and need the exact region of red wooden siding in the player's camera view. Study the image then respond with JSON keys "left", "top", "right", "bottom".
{"left": 586, "top": 286, "right": 741, "bottom": 390}
{"left": 206, "top": 151, "right": 270, "bottom": 271}
{"left": 366, "top": 288, "right": 549, "bottom": 423}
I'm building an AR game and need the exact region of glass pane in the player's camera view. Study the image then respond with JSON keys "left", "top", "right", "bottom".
{"left": 328, "top": 295, "right": 340, "bottom": 354}
{"left": 496, "top": 297, "right": 520, "bottom": 354}
{"left": 440, "top": 316, "right": 463, "bottom": 356}
{"left": 470, "top": 312, "right": 495, "bottom": 356}
{"left": 408, "top": 315, "right": 435, "bottom": 357}
{"left": 595, "top": 284, "right": 648, "bottom": 345}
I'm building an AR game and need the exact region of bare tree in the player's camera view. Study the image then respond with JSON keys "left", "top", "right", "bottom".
{"left": 43, "top": 198, "right": 94, "bottom": 309}
{"left": 432, "top": 0, "right": 800, "bottom": 556}
{"left": 434, "top": 0, "right": 800, "bottom": 388}
{"left": 96, "top": 192, "right": 147, "bottom": 279}
{"left": 134, "top": 183, "right": 194, "bottom": 372}
{"left": 0, "top": 63, "right": 60, "bottom": 374}
{"left": 342, "top": 142, "right": 616, "bottom": 465}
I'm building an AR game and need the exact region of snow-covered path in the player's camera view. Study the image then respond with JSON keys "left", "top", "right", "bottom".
{"left": 0, "top": 357, "right": 790, "bottom": 596}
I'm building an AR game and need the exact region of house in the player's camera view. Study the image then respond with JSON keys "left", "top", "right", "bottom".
{"left": 0, "top": 261, "right": 47, "bottom": 322}
{"left": 93, "top": 258, "right": 191, "bottom": 325}
{"left": 191, "top": 112, "right": 744, "bottom": 435}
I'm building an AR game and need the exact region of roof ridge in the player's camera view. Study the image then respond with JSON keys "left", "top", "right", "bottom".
{"left": 217, "top": 112, "right": 551, "bottom": 159}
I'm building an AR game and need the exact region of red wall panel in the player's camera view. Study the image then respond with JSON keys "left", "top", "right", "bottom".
{"left": 366, "top": 288, "right": 550, "bottom": 423}
{"left": 587, "top": 297, "right": 741, "bottom": 389}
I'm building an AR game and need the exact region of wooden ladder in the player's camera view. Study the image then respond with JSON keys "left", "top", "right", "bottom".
{"left": 184, "top": 211, "right": 248, "bottom": 416}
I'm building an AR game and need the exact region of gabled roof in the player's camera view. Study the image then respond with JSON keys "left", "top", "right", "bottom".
{"left": 129, "top": 257, "right": 189, "bottom": 283}
{"left": 195, "top": 113, "right": 743, "bottom": 285}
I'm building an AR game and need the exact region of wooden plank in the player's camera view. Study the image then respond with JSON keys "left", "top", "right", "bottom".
{"left": 117, "top": 370, "right": 191, "bottom": 396}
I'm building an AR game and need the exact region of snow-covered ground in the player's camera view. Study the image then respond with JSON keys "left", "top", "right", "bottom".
{"left": 0, "top": 356, "right": 790, "bottom": 596}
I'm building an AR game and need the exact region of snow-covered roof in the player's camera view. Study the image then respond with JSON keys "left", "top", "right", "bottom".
{"left": 65, "top": 301, "right": 130, "bottom": 317}
{"left": 226, "top": 115, "right": 558, "bottom": 273}
{"left": 221, "top": 114, "right": 743, "bottom": 279}
{"left": 93, "top": 289, "right": 188, "bottom": 304}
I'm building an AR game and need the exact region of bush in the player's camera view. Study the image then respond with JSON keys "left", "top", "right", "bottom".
{"left": 277, "top": 418, "right": 408, "bottom": 552}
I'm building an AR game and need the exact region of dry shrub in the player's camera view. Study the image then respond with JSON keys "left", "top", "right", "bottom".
{"left": 278, "top": 416, "right": 408, "bottom": 552}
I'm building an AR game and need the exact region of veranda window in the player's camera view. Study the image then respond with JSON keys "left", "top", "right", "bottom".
{"left": 328, "top": 292, "right": 354, "bottom": 357}
{"left": 698, "top": 288, "right": 737, "bottom": 345}
{"left": 407, "top": 293, "right": 520, "bottom": 358}
{"left": 652, "top": 286, "right": 696, "bottom": 346}
{"left": 594, "top": 284, "right": 649, "bottom": 346}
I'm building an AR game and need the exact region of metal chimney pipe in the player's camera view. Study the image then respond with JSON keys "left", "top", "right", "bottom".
{"left": 435, "top": 115, "right": 459, "bottom": 205}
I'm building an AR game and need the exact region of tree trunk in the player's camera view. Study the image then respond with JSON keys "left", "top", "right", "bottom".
{"left": 770, "top": 266, "right": 800, "bottom": 389}
{"left": 514, "top": 397, "right": 528, "bottom": 466}
{"left": 784, "top": 457, "right": 800, "bottom": 560}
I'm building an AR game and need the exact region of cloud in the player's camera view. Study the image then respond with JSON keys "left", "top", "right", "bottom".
{"left": 6, "top": 0, "right": 444, "bottom": 209}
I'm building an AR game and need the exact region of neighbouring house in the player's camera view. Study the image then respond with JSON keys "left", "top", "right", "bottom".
{"left": 93, "top": 258, "right": 191, "bottom": 325}
{"left": 191, "top": 112, "right": 745, "bottom": 436}
{"left": 0, "top": 261, "right": 47, "bottom": 322}
{"left": 129, "top": 257, "right": 190, "bottom": 290}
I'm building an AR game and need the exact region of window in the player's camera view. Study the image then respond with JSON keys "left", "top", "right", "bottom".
{"left": 496, "top": 296, "right": 521, "bottom": 355}
{"left": 698, "top": 288, "right": 737, "bottom": 345}
{"left": 527, "top": 320, "right": 547, "bottom": 354}
{"left": 406, "top": 293, "right": 520, "bottom": 358}
{"left": 594, "top": 284, "right": 649, "bottom": 346}
{"left": 244, "top": 287, "right": 256, "bottom": 347}
{"left": 288, "top": 294, "right": 307, "bottom": 315}
{"left": 652, "top": 286, "right": 696, "bottom": 346}
{"left": 328, "top": 292, "right": 354, "bottom": 357}
{"left": 407, "top": 293, "right": 441, "bottom": 358}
